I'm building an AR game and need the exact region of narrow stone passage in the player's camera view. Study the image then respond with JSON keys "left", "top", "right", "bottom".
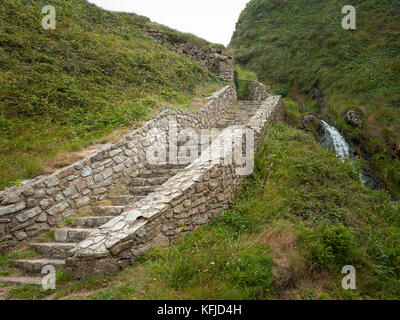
{"left": 0, "top": 98, "right": 266, "bottom": 286}
{"left": 214, "top": 101, "right": 262, "bottom": 130}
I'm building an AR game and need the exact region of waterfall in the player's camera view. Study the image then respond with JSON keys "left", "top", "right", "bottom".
{"left": 320, "top": 120, "right": 353, "bottom": 160}
{"left": 319, "top": 120, "right": 377, "bottom": 189}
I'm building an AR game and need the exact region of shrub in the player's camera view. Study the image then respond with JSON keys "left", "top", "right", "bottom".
{"left": 228, "top": 248, "right": 274, "bottom": 299}
{"left": 299, "top": 224, "right": 357, "bottom": 270}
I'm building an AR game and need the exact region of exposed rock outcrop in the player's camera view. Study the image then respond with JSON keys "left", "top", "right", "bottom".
{"left": 344, "top": 110, "right": 363, "bottom": 128}
{"left": 141, "top": 27, "right": 234, "bottom": 83}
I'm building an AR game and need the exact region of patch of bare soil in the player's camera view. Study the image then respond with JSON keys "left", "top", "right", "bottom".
{"left": 0, "top": 286, "right": 11, "bottom": 300}
{"left": 46, "top": 290, "right": 94, "bottom": 300}
{"left": 251, "top": 226, "right": 332, "bottom": 299}
{"left": 39, "top": 145, "right": 104, "bottom": 175}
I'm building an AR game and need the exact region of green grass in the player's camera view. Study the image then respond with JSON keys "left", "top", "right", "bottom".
{"left": 12, "top": 123, "right": 397, "bottom": 300}
{"left": 8, "top": 284, "right": 52, "bottom": 300}
{"left": 234, "top": 65, "right": 258, "bottom": 100}
{"left": 230, "top": 0, "right": 400, "bottom": 197}
{"left": 0, "top": 0, "right": 224, "bottom": 189}
{"left": 0, "top": 248, "right": 39, "bottom": 276}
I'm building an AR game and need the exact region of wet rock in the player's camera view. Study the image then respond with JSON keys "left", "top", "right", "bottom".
{"left": 344, "top": 110, "right": 363, "bottom": 128}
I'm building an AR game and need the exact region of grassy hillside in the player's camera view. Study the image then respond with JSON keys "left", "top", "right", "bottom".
{"left": 230, "top": 0, "right": 400, "bottom": 197}
{"left": 2, "top": 123, "right": 398, "bottom": 300}
{"left": 0, "top": 0, "right": 224, "bottom": 189}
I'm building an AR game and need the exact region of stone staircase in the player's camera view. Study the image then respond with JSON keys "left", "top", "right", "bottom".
{"left": 0, "top": 162, "right": 187, "bottom": 286}
{"left": 0, "top": 99, "right": 264, "bottom": 287}
{"left": 214, "top": 101, "right": 261, "bottom": 130}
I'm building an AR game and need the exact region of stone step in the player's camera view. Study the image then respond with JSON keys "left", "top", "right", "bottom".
{"left": 53, "top": 228, "right": 95, "bottom": 243}
{"left": 30, "top": 242, "right": 75, "bottom": 259}
{"left": 72, "top": 216, "right": 114, "bottom": 228}
{"left": 238, "top": 100, "right": 262, "bottom": 104}
{"left": 138, "top": 169, "right": 182, "bottom": 178}
{"left": 129, "top": 185, "right": 158, "bottom": 196}
{"left": 11, "top": 258, "right": 65, "bottom": 274}
{"left": 239, "top": 104, "right": 260, "bottom": 107}
{"left": 130, "top": 176, "right": 169, "bottom": 187}
{"left": 91, "top": 206, "right": 126, "bottom": 216}
{"left": 145, "top": 163, "right": 187, "bottom": 170}
{"left": 0, "top": 276, "right": 42, "bottom": 286}
{"left": 108, "top": 195, "right": 138, "bottom": 206}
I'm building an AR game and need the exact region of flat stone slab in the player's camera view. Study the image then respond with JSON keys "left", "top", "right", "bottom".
{"left": 138, "top": 168, "right": 183, "bottom": 178}
{"left": 73, "top": 216, "right": 114, "bottom": 228}
{"left": 0, "top": 276, "right": 42, "bottom": 286}
{"left": 30, "top": 242, "right": 76, "bottom": 258}
{"left": 54, "top": 228, "right": 95, "bottom": 243}
{"left": 12, "top": 258, "right": 65, "bottom": 274}
{"left": 129, "top": 185, "right": 158, "bottom": 196}
{"left": 130, "top": 176, "right": 169, "bottom": 186}
{"left": 107, "top": 195, "right": 137, "bottom": 206}
{"left": 91, "top": 206, "right": 126, "bottom": 216}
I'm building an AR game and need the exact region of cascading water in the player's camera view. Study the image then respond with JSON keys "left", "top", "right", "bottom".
{"left": 319, "top": 120, "right": 377, "bottom": 189}
{"left": 320, "top": 120, "right": 353, "bottom": 160}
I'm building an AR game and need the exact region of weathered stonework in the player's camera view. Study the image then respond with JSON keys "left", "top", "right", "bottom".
{"left": 65, "top": 94, "right": 285, "bottom": 279}
{"left": 0, "top": 85, "right": 237, "bottom": 251}
{"left": 0, "top": 80, "right": 284, "bottom": 284}
{"left": 141, "top": 27, "right": 235, "bottom": 83}
{"left": 248, "top": 80, "right": 270, "bottom": 101}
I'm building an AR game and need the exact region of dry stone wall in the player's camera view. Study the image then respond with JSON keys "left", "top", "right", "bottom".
{"left": 65, "top": 95, "right": 285, "bottom": 279}
{"left": 142, "top": 27, "right": 235, "bottom": 83}
{"left": 248, "top": 80, "right": 270, "bottom": 101}
{"left": 0, "top": 86, "right": 237, "bottom": 251}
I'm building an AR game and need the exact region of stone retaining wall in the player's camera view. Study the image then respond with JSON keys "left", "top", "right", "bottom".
{"left": 248, "top": 80, "right": 270, "bottom": 101}
{"left": 141, "top": 28, "right": 234, "bottom": 83}
{"left": 65, "top": 95, "right": 285, "bottom": 279}
{"left": 0, "top": 86, "right": 237, "bottom": 251}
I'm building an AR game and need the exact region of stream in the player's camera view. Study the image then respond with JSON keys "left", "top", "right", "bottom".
{"left": 319, "top": 120, "right": 377, "bottom": 190}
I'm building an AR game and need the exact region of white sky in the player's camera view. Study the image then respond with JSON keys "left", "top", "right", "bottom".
{"left": 88, "top": 0, "right": 250, "bottom": 46}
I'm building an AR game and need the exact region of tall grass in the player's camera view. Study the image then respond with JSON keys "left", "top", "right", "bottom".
{"left": 0, "top": 0, "right": 224, "bottom": 189}
{"left": 230, "top": 0, "right": 400, "bottom": 197}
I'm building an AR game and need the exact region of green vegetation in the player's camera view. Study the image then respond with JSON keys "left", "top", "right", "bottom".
{"left": 6, "top": 124, "right": 398, "bottom": 300}
{"left": 230, "top": 0, "right": 400, "bottom": 197}
{"left": 0, "top": 0, "right": 224, "bottom": 189}
{"left": 0, "top": 248, "right": 39, "bottom": 276}
{"left": 2, "top": 0, "right": 399, "bottom": 301}
{"left": 117, "top": 10, "right": 225, "bottom": 50}
{"left": 56, "top": 217, "right": 75, "bottom": 228}
{"left": 8, "top": 284, "right": 52, "bottom": 300}
{"left": 234, "top": 65, "right": 258, "bottom": 100}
